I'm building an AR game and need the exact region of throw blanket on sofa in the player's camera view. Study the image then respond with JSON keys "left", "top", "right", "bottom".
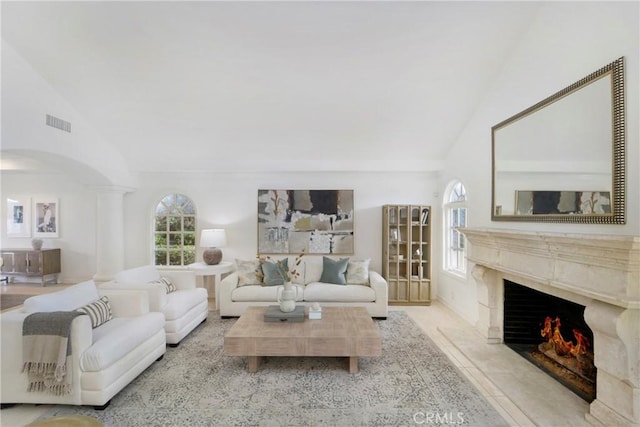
{"left": 22, "top": 311, "right": 85, "bottom": 395}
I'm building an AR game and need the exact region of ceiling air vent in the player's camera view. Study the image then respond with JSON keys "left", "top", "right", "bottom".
{"left": 45, "top": 114, "right": 71, "bottom": 133}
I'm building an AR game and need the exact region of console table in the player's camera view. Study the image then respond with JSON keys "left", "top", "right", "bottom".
{"left": 187, "top": 261, "right": 233, "bottom": 309}
{"left": 0, "top": 248, "right": 61, "bottom": 286}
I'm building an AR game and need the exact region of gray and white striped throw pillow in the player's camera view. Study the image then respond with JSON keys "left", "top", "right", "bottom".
{"left": 158, "top": 277, "right": 177, "bottom": 293}
{"left": 77, "top": 296, "right": 112, "bottom": 328}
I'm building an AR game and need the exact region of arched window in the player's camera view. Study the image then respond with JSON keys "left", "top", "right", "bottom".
{"left": 154, "top": 193, "right": 196, "bottom": 266}
{"left": 443, "top": 181, "right": 467, "bottom": 275}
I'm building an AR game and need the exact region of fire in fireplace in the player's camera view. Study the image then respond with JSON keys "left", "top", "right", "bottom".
{"left": 503, "top": 280, "right": 596, "bottom": 402}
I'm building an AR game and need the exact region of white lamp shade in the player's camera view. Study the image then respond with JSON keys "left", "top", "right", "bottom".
{"left": 200, "top": 229, "right": 227, "bottom": 248}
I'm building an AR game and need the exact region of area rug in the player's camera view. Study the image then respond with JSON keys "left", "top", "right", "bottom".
{"left": 39, "top": 311, "right": 507, "bottom": 426}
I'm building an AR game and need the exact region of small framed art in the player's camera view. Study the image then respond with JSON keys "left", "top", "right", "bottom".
{"left": 6, "top": 197, "right": 31, "bottom": 237}
{"left": 33, "top": 198, "right": 59, "bottom": 238}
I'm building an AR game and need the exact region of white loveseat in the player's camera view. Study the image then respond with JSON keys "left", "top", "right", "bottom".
{"left": 219, "top": 256, "right": 388, "bottom": 318}
{"left": 0, "top": 280, "right": 166, "bottom": 409}
{"left": 99, "top": 266, "right": 208, "bottom": 346}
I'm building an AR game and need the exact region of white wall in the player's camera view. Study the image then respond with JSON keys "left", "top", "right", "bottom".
{"left": 1, "top": 170, "right": 440, "bottom": 284}
{"left": 1, "top": 41, "right": 135, "bottom": 188}
{"left": 1, "top": 172, "right": 97, "bottom": 283}
{"left": 123, "top": 171, "right": 440, "bottom": 276}
{"left": 438, "top": 2, "right": 640, "bottom": 324}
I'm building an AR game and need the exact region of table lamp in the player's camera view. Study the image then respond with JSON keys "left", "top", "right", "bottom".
{"left": 200, "top": 229, "right": 226, "bottom": 265}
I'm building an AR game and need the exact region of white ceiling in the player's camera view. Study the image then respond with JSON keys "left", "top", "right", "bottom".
{"left": 1, "top": 1, "right": 540, "bottom": 173}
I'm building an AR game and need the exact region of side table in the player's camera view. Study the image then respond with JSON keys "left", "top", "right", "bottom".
{"left": 187, "top": 261, "right": 234, "bottom": 309}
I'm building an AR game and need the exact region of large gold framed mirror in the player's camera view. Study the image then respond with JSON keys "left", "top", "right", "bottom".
{"left": 492, "top": 57, "right": 625, "bottom": 224}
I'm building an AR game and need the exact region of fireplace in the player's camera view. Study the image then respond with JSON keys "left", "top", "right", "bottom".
{"left": 461, "top": 228, "right": 640, "bottom": 427}
{"left": 503, "top": 280, "right": 596, "bottom": 402}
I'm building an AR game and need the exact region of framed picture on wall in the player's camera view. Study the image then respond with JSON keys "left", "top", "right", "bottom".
{"left": 6, "top": 197, "right": 31, "bottom": 237}
{"left": 257, "top": 189, "right": 354, "bottom": 254}
{"left": 33, "top": 198, "right": 59, "bottom": 238}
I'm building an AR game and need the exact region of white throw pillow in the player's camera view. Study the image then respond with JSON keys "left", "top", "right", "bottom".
{"left": 346, "top": 258, "right": 370, "bottom": 285}
{"left": 236, "top": 259, "right": 263, "bottom": 286}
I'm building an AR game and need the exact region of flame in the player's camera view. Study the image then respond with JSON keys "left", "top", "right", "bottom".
{"left": 539, "top": 315, "right": 595, "bottom": 379}
{"left": 540, "top": 316, "right": 590, "bottom": 358}
{"left": 570, "top": 329, "right": 590, "bottom": 357}
{"left": 541, "top": 316, "right": 553, "bottom": 340}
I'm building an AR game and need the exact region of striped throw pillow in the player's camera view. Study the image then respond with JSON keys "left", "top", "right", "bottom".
{"left": 157, "top": 277, "right": 177, "bottom": 293}
{"left": 77, "top": 296, "right": 112, "bottom": 328}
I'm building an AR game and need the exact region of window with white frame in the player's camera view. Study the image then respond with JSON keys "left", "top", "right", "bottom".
{"left": 444, "top": 181, "right": 467, "bottom": 275}
{"left": 154, "top": 193, "right": 196, "bottom": 266}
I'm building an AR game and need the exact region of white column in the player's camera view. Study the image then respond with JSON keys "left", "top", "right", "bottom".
{"left": 93, "top": 186, "right": 133, "bottom": 282}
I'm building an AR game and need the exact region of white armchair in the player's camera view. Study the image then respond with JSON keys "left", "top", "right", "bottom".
{"left": 0, "top": 280, "right": 166, "bottom": 409}
{"left": 99, "top": 265, "right": 208, "bottom": 346}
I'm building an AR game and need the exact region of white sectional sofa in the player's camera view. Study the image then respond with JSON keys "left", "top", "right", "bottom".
{"left": 0, "top": 280, "right": 166, "bottom": 409}
{"left": 219, "top": 256, "right": 388, "bottom": 318}
{"left": 99, "top": 265, "right": 208, "bottom": 346}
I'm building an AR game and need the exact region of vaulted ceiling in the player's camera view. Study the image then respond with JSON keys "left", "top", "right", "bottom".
{"left": 1, "top": 1, "right": 540, "bottom": 174}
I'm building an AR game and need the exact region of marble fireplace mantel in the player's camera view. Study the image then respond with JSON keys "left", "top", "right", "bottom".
{"left": 460, "top": 228, "right": 640, "bottom": 427}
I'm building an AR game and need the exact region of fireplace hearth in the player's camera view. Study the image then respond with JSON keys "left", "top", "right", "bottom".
{"left": 503, "top": 280, "right": 596, "bottom": 402}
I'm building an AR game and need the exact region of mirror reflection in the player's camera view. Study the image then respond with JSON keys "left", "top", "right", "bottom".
{"left": 491, "top": 57, "right": 625, "bottom": 224}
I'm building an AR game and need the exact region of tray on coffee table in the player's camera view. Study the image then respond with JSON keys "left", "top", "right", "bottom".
{"left": 263, "top": 305, "right": 305, "bottom": 322}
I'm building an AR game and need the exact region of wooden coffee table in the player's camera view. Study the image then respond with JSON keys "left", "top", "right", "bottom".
{"left": 224, "top": 306, "right": 381, "bottom": 373}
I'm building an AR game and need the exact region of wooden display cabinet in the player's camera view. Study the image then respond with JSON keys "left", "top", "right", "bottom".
{"left": 382, "top": 205, "right": 431, "bottom": 305}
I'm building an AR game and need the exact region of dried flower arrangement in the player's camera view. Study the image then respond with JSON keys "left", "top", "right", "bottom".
{"left": 256, "top": 251, "right": 305, "bottom": 283}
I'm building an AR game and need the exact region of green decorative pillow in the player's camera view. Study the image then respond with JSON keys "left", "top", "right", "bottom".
{"left": 346, "top": 258, "right": 370, "bottom": 285}
{"left": 261, "top": 258, "right": 289, "bottom": 286}
{"left": 236, "top": 259, "right": 262, "bottom": 287}
{"left": 319, "top": 257, "right": 349, "bottom": 285}
{"left": 77, "top": 296, "right": 112, "bottom": 328}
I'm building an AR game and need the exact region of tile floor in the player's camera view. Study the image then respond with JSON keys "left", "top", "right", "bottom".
{"left": 0, "top": 283, "right": 590, "bottom": 426}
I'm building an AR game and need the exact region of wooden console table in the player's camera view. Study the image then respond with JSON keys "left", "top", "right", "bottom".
{"left": 0, "top": 248, "right": 61, "bottom": 286}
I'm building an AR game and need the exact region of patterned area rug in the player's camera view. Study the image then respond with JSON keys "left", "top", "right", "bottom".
{"left": 40, "top": 311, "right": 507, "bottom": 426}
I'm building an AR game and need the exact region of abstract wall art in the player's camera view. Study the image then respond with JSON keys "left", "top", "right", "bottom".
{"left": 257, "top": 189, "right": 354, "bottom": 254}
{"left": 6, "top": 197, "right": 31, "bottom": 237}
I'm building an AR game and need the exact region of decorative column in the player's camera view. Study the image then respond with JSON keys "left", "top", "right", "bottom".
{"left": 93, "top": 186, "right": 133, "bottom": 282}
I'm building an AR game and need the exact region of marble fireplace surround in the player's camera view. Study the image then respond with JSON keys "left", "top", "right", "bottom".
{"left": 460, "top": 228, "right": 639, "bottom": 427}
